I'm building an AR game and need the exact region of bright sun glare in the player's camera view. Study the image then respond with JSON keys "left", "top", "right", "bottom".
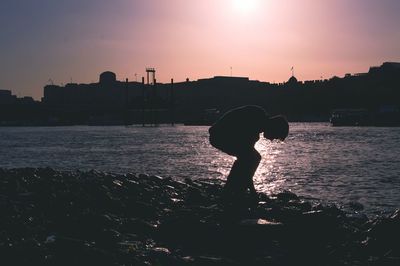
{"left": 233, "top": 0, "right": 259, "bottom": 14}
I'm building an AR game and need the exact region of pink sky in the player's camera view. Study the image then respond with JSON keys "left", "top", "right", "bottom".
{"left": 1, "top": 0, "right": 400, "bottom": 99}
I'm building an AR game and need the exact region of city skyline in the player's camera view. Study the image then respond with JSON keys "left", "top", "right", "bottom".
{"left": 1, "top": 0, "right": 400, "bottom": 99}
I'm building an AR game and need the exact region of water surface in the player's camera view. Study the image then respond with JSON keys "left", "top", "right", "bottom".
{"left": 1, "top": 123, "right": 399, "bottom": 215}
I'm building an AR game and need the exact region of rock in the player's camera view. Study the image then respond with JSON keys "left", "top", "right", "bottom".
{"left": 195, "top": 256, "right": 236, "bottom": 266}
{"left": 95, "top": 229, "right": 121, "bottom": 248}
{"left": 346, "top": 212, "right": 369, "bottom": 224}
{"left": 182, "top": 255, "right": 195, "bottom": 263}
{"left": 151, "top": 246, "right": 171, "bottom": 255}
{"left": 390, "top": 209, "right": 400, "bottom": 220}
{"left": 236, "top": 218, "right": 284, "bottom": 241}
{"left": 124, "top": 219, "right": 158, "bottom": 237}
{"left": 239, "top": 218, "right": 282, "bottom": 226}
{"left": 276, "top": 190, "right": 299, "bottom": 202}
{"left": 112, "top": 179, "right": 123, "bottom": 187}
{"left": 365, "top": 209, "right": 400, "bottom": 255}
{"left": 184, "top": 177, "right": 193, "bottom": 184}
{"left": 148, "top": 246, "right": 179, "bottom": 266}
{"left": 45, "top": 235, "right": 56, "bottom": 244}
{"left": 150, "top": 175, "right": 164, "bottom": 181}
{"left": 138, "top": 173, "right": 149, "bottom": 178}
{"left": 185, "top": 186, "right": 206, "bottom": 205}
{"left": 170, "top": 197, "right": 184, "bottom": 204}
{"left": 296, "top": 200, "right": 312, "bottom": 212}
{"left": 0, "top": 168, "right": 398, "bottom": 266}
{"left": 347, "top": 201, "right": 364, "bottom": 211}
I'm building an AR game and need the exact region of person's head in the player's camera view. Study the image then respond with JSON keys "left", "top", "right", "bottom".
{"left": 263, "top": 115, "right": 289, "bottom": 141}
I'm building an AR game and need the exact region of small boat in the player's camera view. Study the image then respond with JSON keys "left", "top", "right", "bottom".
{"left": 330, "top": 109, "right": 371, "bottom": 126}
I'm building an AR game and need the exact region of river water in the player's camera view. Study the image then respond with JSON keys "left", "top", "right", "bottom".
{"left": 1, "top": 123, "right": 399, "bottom": 216}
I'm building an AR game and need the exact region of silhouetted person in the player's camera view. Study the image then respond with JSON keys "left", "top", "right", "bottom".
{"left": 209, "top": 105, "right": 289, "bottom": 203}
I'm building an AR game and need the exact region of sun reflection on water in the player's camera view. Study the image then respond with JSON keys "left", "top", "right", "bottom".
{"left": 254, "top": 138, "right": 287, "bottom": 195}
{"left": 210, "top": 156, "right": 233, "bottom": 179}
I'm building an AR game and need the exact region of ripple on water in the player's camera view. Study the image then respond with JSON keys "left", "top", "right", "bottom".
{"left": 0, "top": 123, "right": 399, "bottom": 215}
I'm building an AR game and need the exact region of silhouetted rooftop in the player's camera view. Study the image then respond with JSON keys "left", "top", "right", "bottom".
{"left": 0, "top": 89, "right": 12, "bottom": 96}
{"left": 287, "top": 75, "right": 298, "bottom": 84}
{"left": 383, "top": 62, "right": 400, "bottom": 68}
{"left": 198, "top": 76, "right": 250, "bottom": 82}
{"left": 100, "top": 71, "right": 117, "bottom": 84}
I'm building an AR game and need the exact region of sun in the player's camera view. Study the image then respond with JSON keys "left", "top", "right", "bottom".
{"left": 233, "top": 0, "right": 259, "bottom": 14}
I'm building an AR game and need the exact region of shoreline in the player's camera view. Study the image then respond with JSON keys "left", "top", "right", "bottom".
{"left": 1, "top": 168, "right": 399, "bottom": 265}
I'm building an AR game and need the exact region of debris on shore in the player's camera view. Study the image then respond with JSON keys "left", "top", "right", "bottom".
{"left": 0, "top": 168, "right": 399, "bottom": 265}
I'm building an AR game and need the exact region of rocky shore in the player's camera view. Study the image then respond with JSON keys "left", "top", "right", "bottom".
{"left": 0, "top": 168, "right": 399, "bottom": 265}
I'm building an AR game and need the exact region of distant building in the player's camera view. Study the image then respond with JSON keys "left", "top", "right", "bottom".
{"left": 38, "top": 62, "right": 400, "bottom": 124}
{"left": 20, "top": 96, "right": 35, "bottom": 104}
{"left": 369, "top": 62, "right": 400, "bottom": 75}
{"left": 99, "top": 71, "right": 117, "bottom": 84}
{"left": 43, "top": 71, "right": 143, "bottom": 108}
{"left": 0, "top": 89, "right": 17, "bottom": 104}
{"left": 286, "top": 75, "right": 298, "bottom": 85}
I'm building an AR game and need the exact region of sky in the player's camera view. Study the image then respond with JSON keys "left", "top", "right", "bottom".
{"left": 1, "top": 0, "right": 400, "bottom": 100}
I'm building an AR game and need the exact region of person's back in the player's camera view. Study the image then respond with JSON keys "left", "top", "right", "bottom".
{"left": 209, "top": 105, "right": 268, "bottom": 156}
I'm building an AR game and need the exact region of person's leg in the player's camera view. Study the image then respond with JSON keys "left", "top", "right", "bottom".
{"left": 224, "top": 158, "right": 246, "bottom": 195}
{"left": 225, "top": 148, "right": 261, "bottom": 196}
{"left": 244, "top": 148, "right": 261, "bottom": 197}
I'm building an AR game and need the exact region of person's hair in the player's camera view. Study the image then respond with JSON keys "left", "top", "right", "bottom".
{"left": 265, "top": 115, "right": 289, "bottom": 140}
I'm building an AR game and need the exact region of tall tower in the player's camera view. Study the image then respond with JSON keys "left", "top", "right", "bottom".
{"left": 146, "top": 68, "right": 156, "bottom": 85}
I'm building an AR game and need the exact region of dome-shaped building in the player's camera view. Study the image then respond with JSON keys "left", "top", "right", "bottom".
{"left": 99, "top": 71, "right": 116, "bottom": 84}
{"left": 287, "top": 75, "right": 298, "bottom": 84}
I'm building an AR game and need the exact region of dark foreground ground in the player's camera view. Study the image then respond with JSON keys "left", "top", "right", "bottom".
{"left": 0, "top": 168, "right": 399, "bottom": 266}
